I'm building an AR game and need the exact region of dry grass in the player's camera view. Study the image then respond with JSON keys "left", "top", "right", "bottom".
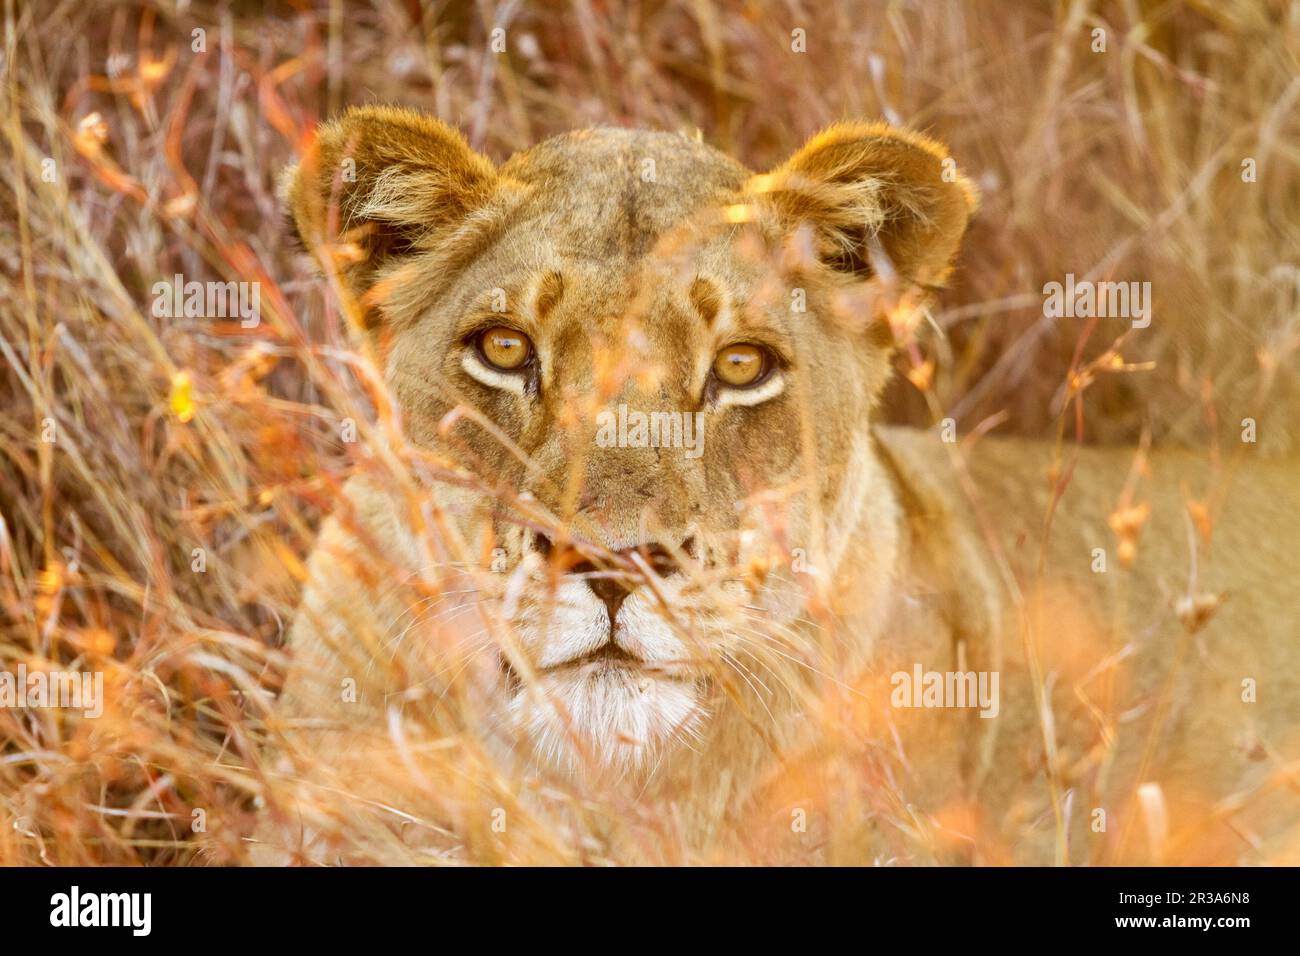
{"left": 1, "top": 0, "right": 1297, "bottom": 865}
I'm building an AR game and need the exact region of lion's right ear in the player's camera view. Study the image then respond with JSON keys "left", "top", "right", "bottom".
{"left": 281, "top": 106, "right": 504, "bottom": 319}
{"left": 753, "top": 122, "right": 977, "bottom": 289}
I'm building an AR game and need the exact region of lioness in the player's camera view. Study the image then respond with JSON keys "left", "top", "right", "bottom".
{"left": 260, "top": 106, "right": 1299, "bottom": 865}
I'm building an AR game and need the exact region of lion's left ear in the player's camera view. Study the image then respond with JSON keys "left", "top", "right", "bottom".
{"left": 281, "top": 105, "right": 510, "bottom": 324}
{"left": 754, "top": 122, "right": 977, "bottom": 287}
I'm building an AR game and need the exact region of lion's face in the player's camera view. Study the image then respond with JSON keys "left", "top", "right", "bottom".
{"left": 287, "top": 109, "right": 975, "bottom": 775}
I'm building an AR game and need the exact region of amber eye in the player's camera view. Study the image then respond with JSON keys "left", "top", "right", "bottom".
{"left": 477, "top": 326, "right": 533, "bottom": 371}
{"left": 712, "top": 343, "right": 769, "bottom": 388}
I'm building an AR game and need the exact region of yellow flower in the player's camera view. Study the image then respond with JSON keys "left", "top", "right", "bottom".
{"left": 170, "top": 371, "right": 196, "bottom": 423}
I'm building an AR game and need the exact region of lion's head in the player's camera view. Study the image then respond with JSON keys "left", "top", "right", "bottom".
{"left": 285, "top": 106, "right": 975, "bottom": 777}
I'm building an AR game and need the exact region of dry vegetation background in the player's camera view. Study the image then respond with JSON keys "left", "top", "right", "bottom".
{"left": 1, "top": 0, "right": 1297, "bottom": 864}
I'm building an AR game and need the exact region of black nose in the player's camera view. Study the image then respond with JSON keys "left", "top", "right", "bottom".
{"left": 577, "top": 565, "right": 632, "bottom": 620}
{"left": 571, "top": 541, "right": 689, "bottom": 621}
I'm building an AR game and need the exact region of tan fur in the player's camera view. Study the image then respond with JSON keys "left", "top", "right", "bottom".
{"left": 262, "top": 107, "right": 1299, "bottom": 865}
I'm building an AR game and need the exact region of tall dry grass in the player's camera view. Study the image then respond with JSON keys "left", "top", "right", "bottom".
{"left": 0, "top": 0, "right": 1297, "bottom": 864}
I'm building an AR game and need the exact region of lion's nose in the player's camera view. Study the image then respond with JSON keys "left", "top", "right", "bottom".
{"left": 570, "top": 539, "right": 693, "bottom": 621}
{"left": 578, "top": 567, "right": 633, "bottom": 621}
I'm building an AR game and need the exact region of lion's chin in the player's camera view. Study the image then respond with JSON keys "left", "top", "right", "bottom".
{"left": 505, "top": 660, "right": 703, "bottom": 775}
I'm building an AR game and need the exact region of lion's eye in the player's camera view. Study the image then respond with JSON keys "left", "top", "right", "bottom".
{"left": 477, "top": 326, "right": 534, "bottom": 371}
{"left": 712, "top": 343, "right": 769, "bottom": 388}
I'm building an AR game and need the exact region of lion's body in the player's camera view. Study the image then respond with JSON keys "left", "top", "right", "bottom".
{"left": 263, "top": 108, "right": 1300, "bottom": 865}
{"left": 877, "top": 427, "right": 1300, "bottom": 864}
